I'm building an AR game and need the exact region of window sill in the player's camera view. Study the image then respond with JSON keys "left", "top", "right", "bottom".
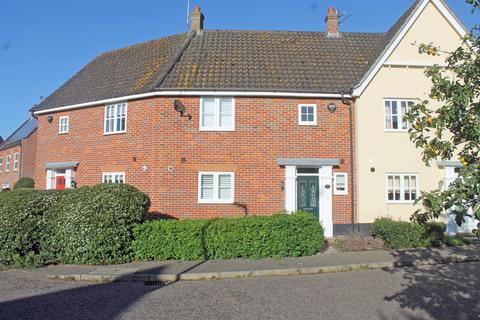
{"left": 384, "top": 129, "right": 409, "bottom": 133}
{"left": 199, "top": 128, "right": 235, "bottom": 132}
{"left": 386, "top": 201, "right": 416, "bottom": 204}
{"left": 58, "top": 132, "right": 69, "bottom": 135}
{"left": 103, "top": 131, "right": 127, "bottom": 136}
{"left": 334, "top": 192, "right": 348, "bottom": 196}
{"left": 298, "top": 122, "right": 318, "bottom": 126}
{"left": 198, "top": 200, "right": 235, "bottom": 204}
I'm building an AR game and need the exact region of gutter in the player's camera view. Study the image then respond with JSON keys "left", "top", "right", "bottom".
{"left": 32, "top": 90, "right": 352, "bottom": 115}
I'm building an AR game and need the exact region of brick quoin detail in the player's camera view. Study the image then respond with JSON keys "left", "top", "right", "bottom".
{"left": 35, "top": 97, "right": 356, "bottom": 224}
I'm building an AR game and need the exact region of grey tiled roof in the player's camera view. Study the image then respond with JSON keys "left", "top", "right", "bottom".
{"left": 32, "top": 1, "right": 423, "bottom": 112}
{"left": 0, "top": 118, "right": 37, "bottom": 150}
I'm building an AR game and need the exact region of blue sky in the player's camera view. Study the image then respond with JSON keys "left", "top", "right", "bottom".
{"left": 0, "top": 0, "right": 477, "bottom": 138}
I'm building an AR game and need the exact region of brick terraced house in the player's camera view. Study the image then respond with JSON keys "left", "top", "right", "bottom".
{"left": 30, "top": 0, "right": 468, "bottom": 236}
{"left": 0, "top": 118, "right": 38, "bottom": 190}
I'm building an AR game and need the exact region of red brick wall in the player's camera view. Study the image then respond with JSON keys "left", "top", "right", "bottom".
{"left": 35, "top": 96, "right": 355, "bottom": 224}
{"left": 0, "top": 145, "right": 22, "bottom": 189}
{"left": 21, "top": 130, "right": 37, "bottom": 180}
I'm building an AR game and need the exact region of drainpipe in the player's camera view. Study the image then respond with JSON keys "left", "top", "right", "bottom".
{"left": 341, "top": 91, "right": 357, "bottom": 233}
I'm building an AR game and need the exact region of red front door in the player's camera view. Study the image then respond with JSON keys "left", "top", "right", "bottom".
{"left": 55, "top": 176, "right": 66, "bottom": 190}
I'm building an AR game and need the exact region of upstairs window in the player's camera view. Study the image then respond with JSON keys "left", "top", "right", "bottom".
{"left": 102, "top": 172, "right": 125, "bottom": 184}
{"left": 334, "top": 172, "right": 348, "bottom": 195}
{"left": 386, "top": 174, "right": 418, "bottom": 203}
{"left": 198, "top": 172, "right": 235, "bottom": 203}
{"left": 13, "top": 153, "right": 19, "bottom": 172}
{"left": 384, "top": 99, "right": 414, "bottom": 131}
{"left": 59, "top": 116, "right": 69, "bottom": 134}
{"left": 200, "top": 97, "right": 235, "bottom": 131}
{"left": 298, "top": 104, "right": 317, "bottom": 125}
{"left": 5, "top": 155, "right": 11, "bottom": 172}
{"left": 105, "top": 103, "right": 127, "bottom": 134}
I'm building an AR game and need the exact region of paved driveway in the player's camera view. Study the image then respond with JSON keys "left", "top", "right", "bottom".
{"left": 0, "top": 262, "right": 479, "bottom": 320}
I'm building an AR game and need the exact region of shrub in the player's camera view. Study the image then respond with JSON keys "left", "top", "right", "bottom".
{"left": 13, "top": 177, "right": 35, "bottom": 189}
{"left": 43, "top": 184, "right": 150, "bottom": 265}
{"left": 133, "top": 219, "right": 210, "bottom": 261}
{"left": 372, "top": 218, "right": 447, "bottom": 249}
{"left": 0, "top": 189, "right": 63, "bottom": 267}
{"left": 445, "top": 236, "right": 471, "bottom": 247}
{"left": 371, "top": 218, "right": 430, "bottom": 249}
{"left": 133, "top": 211, "right": 325, "bottom": 261}
{"left": 333, "top": 235, "right": 385, "bottom": 252}
{"left": 204, "top": 212, "right": 324, "bottom": 259}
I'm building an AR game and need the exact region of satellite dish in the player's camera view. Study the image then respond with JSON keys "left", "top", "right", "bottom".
{"left": 173, "top": 99, "right": 186, "bottom": 114}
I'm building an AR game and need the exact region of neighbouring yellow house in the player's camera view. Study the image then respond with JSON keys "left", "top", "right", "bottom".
{"left": 352, "top": 0, "right": 474, "bottom": 235}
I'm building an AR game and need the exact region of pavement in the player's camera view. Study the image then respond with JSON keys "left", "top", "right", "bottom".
{"left": 23, "top": 243, "right": 480, "bottom": 283}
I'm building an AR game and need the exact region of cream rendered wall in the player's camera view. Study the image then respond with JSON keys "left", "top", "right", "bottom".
{"left": 356, "top": 1, "right": 464, "bottom": 223}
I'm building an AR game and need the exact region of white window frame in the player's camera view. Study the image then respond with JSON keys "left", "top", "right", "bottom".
{"left": 199, "top": 97, "right": 235, "bottom": 131}
{"left": 102, "top": 172, "right": 126, "bottom": 184}
{"left": 104, "top": 103, "right": 128, "bottom": 135}
{"left": 383, "top": 99, "right": 414, "bottom": 132}
{"left": 298, "top": 104, "right": 318, "bottom": 126}
{"left": 198, "top": 172, "right": 235, "bottom": 204}
{"left": 5, "top": 155, "right": 11, "bottom": 172}
{"left": 333, "top": 172, "right": 348, "bottom": 195}
{"left": 386, "top": 173, "right": 419, "bottom": 204}
{"left": 0, "top": 157, "right": 2, "bottom": 173}
{"left": 58, "top": 116, "right": 69, "bottom": 134}
{"left": 13, "top": 153, "right": 19, "bottom": 172}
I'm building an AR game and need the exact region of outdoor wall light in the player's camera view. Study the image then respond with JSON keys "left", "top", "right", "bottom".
{"left": 167, "top": 166, "right": 174, "bottom": 173}
{"left": 370, "top": 167, "right": 376, "bottom": 173}
{"left": 327, "top": 103, "right": 337, "bottom": 113}
{"left": 141, "top": 165, "right": 148, "bottom": 172}
{"left": 47, "top": 115, "right": 53, "bottom": 123}
{"left": 280, "top": 181, "right": 285, "bottom": 191}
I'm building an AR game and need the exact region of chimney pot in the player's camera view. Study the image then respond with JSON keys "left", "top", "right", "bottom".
{"left": 325, "top": 7, "right": 339, "bottom": 37}
{"left": 190, "top": 6, "right": 204, "bottom": 31}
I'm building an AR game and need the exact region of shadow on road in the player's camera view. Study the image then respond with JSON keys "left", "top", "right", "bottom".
{"left": 0, "top": 260, "right": 207, "bottom": 320}
{"left": 0, "top": 221, "right": 214, "bottom": 320}
{"left": 381, "top": 246, "right": 480, "bottom": 320}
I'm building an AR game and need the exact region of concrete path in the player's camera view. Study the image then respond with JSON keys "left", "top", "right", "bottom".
{"left": 25, "top": 244, "right": 480, "bottom": 283}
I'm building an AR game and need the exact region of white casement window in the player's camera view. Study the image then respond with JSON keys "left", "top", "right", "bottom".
{"left": 298, "top": 104, "right": 317, "bottom": 125}
{"left": 200, "top": 97, "right": 235, "bottom": 131}
{"left": 334, "top": 172, "right": 348, "bottom": 195}
{"left": 13, "top": 153, "right": 19, "bottom": 172}
{"left": 0, "top": 157, "right": 2, "bottom": 173}
{"left": 5, "top": 155, "right": 11, "bottom": 172}
{"left": 58, "top": 116, "right": 69, "bottom": 134}
{"left": 102, "top": 172, "right": 125, "bottom": 184}
{"left": 384, "top": 99, "right": 414, "bottom": 131}
{"left": 198, "top": 172, "right": 235, "bottom": 203}
{"left": 104, "top": 103, "right": 127, "bottom": 134}
{"left": 386, "top": 174, "right": 419, "bottom": 203}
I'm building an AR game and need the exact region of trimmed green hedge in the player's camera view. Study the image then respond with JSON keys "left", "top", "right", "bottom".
{"left": 372, "top": 218, "right": 446, "bottom": 249}
{"left": 13, "top": 177, "right": 35, "bottom": 189}
{"left": 0, "top": 184, "right": 150, "bottom": 267}
{"left": 0, "top": 189, "right": 63, "bottom": 266}
{"left": 132, "top": 212, "right": 325, "bottom": 261}
{"left": 43, "top": 184, "right": 150, "bottom": 265}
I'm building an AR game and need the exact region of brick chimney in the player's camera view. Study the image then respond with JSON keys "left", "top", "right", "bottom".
{"left": 190, "top": 6, "right": 204, "bottom": 31}
{"left": 325, "top": 7, "right": 339, "bottom": 37}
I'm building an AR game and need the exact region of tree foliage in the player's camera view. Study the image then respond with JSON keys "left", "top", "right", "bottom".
{"left": 405, "top": 1, "right": 479, "bottom": 233}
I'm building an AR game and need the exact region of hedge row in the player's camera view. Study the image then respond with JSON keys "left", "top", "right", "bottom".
{"left": 132, "top": 212, "right": 325, "bottom": 260}
{"left": 0, "top": 184, "right": 150, "bottom": 267}
{"left": 371, "top": 218, "right": 446, "bottom": 249}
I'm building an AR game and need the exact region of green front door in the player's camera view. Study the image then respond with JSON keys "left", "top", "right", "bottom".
{"left": 297, "top": 176, "right": 320, "bottom": 219}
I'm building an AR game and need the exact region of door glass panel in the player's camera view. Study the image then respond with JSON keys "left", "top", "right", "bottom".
{"left": 309, "top": 180, "right": 317, "bottom": 207}
{"left": 299, "top": 181, "right": 307, "bottom": 207}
